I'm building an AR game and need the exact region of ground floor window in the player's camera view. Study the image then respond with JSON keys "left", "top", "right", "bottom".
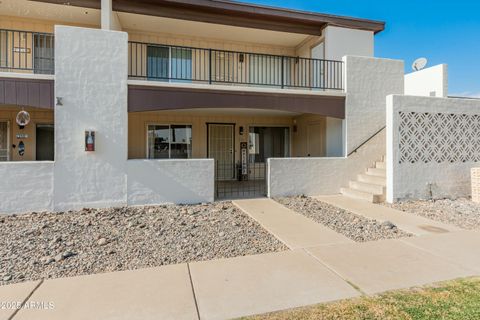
{"left": 147, "top": 124, "right": 192, "bottom": 159}
{"left": 248, "top": 126, "right": 290, "bottom": 163}
{"left": 0, "top": 121, "right": 9, "bottom": 161}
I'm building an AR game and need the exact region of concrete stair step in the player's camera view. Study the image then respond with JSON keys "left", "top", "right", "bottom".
{"left": 349, "top": 180, "right": 386, "bottom": 195}
{"left": 357, "top": 174, "right": 386, "bottom": 186}
{"left": 375, "top": 161, "right": 386, "bottom": 169}
{"left": 340, "top": 188, "right": 384, "bottom": 203}
{"left": 366, "top": 167, "right": 386, "bottom": 178}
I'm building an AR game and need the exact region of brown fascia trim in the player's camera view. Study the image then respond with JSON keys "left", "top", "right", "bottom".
{"left": 30, "top": 0, "right": 385, "bottom": 35}
{"left": 0, "top": 78, "right": 54, "bottom": 110}
{"left": 128, "top": 85, "right": 346, "bottom": 119}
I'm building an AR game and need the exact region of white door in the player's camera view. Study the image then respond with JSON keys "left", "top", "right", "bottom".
{"left": 307, "top": 122, "right": 323, "bottom": 157}
{"left": 0, "top": 121, "right": 9, "bottom": 161}
{"left": 208, "top": 124, "right": 234, "bottom": 180}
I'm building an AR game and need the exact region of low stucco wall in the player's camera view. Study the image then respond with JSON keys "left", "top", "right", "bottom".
{"left": 387, "top": 94, "right": 480, "bottom": 202}
{"left": 127, "top": 159, "right": 214, "bottom": 205}
{"left": 0, "top": 162, "right": 54, "bottom": 214}
{"left": 268, "top": 129, "right": 385, "bottom": 197}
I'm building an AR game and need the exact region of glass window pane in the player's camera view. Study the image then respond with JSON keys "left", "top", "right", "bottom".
{"left": 147, "top": 46, "right": 169, "bottom": 80}
{"left": 170, "top": 125, "right": 192, "bottom": 159}
{"left": 34, "top": 34, "right": 54, "bottom": 74}
{"left": 171, "top": 48, "right": 192, "bottom": 81}
{"left": 147, "top": 125, "right": 169, "bottom": 159}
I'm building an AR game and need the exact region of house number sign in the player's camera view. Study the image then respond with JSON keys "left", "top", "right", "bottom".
{"left": 240, "top": 142, "right": 248, "bottom": 175}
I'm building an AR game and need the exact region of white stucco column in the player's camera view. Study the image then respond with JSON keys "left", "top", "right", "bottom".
{"left": 343, "top": 56, "right": 404, "bottom": 155}
{"left": 101, "top": 0, "right": 112, "bottom": 30}
{"left": 54, "top": 26, "right": 128, "bottom": 211}
{"left": 101, "top": 0, "right": 122, "bottom": 31}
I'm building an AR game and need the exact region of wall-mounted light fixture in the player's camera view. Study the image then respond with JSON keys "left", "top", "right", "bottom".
{"left": 56, "top": 97, "right": 63, "bottom": 106}
{"left": 239, "top": 53, "right": 245, "bottom": 63}
{"left": 239, "top": 126, "right": 244, "bottom": 135}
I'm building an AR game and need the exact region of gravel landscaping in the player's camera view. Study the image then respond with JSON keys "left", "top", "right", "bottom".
{"left": 0, "top": 202, "right": 287, "bottom": 286}
{"left": 276, "top": 196, "right": 412, "bottom": 242}
{"left": 384, "top": 198, "right": 480, "bottom": 230}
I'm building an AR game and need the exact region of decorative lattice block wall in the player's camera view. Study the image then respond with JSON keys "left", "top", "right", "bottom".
{"left": 399, "top": 111, "right": 480, "bottom": 164}
{"left": 472, "top": 168, "right": 480, "bottom": 203}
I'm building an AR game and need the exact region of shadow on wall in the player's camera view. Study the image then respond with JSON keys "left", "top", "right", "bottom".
{"left": 126, "top": 159, "right": 214, "bottom": 205}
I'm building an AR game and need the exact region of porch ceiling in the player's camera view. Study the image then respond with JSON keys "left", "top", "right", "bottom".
{"left": 128, "top": 85, "right": 345, "bottom": 119}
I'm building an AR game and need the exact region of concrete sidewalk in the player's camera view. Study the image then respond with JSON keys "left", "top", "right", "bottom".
{"left": 3, "top": 230, "right": 480, "bottom": 320}
{"left": 316, "top": 195, "right": 461, "bottom": 236}
{"left": 233, "top": 198, "right": 352, "bottom": 249}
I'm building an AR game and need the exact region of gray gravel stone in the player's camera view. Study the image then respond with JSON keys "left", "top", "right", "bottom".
{"left": 384, "top": 198, "right": 480, "bottom": 230}
{"left": 275, "top": 196, "right": 412, "bottom": 242}
{"left": 0, "top": 202, "right": 286, "bottom": 286}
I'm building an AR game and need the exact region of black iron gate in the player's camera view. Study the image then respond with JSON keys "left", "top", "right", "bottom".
{"left": 215, "top": 160, "right": 267, "bottom": 200}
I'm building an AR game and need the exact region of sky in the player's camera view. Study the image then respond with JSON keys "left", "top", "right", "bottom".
{"left": 242, "top": 0, "right": 480, "bottom": 97}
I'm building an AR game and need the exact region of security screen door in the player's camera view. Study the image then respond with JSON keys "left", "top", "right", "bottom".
{"left": 208, "top": 124, "right": 235, "bottom": 180}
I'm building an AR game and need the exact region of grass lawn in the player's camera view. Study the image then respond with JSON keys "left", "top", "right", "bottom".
{"left": 241, "top": 277, "right": 480, "bottom": 320}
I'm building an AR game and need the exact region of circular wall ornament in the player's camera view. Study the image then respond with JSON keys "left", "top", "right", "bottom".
{"left": 16, "top": 110, "right": 31, "bottom": 128}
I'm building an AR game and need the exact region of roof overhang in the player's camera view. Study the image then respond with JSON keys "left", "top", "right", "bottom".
{"left": 30, "top": 0, "right": 385, "bottom": 35}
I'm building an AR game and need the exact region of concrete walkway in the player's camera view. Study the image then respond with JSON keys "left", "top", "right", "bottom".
{"left": 2, "top": 230, "right": 480, "bottom": 320}
{"left": 316, "top": 195, "right": 461, "bottom": 236}
{"left": 233, "top": 198, "right": 353, "bottom": 249}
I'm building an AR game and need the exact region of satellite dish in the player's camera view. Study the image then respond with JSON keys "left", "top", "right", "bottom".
{"left": 412, "top": 57, "right": 428, "bottom": 71}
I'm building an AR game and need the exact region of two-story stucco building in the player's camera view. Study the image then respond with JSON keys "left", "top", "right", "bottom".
{"left": 2, "top": 0, "right": 466, "bottom": 214}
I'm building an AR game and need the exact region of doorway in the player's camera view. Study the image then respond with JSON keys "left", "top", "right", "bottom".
{"left": 0, "top": 121, "right": 9, "bottom": 161}
{"left": 208, "top": 123, "right": 235, "bottom": 181}
{"left": 307, "top": 122, "right": 324, "bottom": 157}
{"left": 36, "top": 124, "right": 54, "bottom": 161}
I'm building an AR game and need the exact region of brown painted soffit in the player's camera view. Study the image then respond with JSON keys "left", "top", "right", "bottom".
{"left": 30, "top": 0, "right": 385, "bottom": 35}
{"left": 128, "top": 85, "right": 346, "bottom": 119}
{"left": 0, "top": 78, "right": 54, "bottom": 110}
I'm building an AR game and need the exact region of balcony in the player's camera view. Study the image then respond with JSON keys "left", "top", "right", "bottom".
{"left": 128, "top": 42, "right": 344, "bottom": 91}
{"left": 0, "top": 29, "right": 55, "bottom": 75}
{"left": 0, "top": 29, "right": 344, "bottom": 92}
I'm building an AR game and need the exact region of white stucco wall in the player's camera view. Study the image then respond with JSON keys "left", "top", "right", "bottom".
{"left": 268, "top": 129, "right": 385, "bottom": 197}
{"left": 127, "top": 159, "right": 214, "bottom": 205}
{"left": 387, "top": 94, "right": 480, "bottom": 202}
{"left": 0, "top": 162, "right": 54, "bottom": 214}
{"left": 405, "top": 64, "right": 448, "bottom": 98}
{"left": 344, "top": 56, "right": 404, "bottom": 155}
{"left": 54, "top": 26, "right": 128, "bottom": 211}
{"left": 324, "top": 26, "right": 374, "bottom": 61}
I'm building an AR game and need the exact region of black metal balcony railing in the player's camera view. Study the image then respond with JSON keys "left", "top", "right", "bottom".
{"left": 128, "top": 42, "right": 344, "bottom": 91}
{"left": 0, "top": 29, "right": 344, "bottom": 91}
{"left": 0, "top": 29, "right": 55, "bottom": 75}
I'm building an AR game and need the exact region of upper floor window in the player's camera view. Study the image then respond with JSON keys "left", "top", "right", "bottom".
{"left": 147, "top": 45, "right": 192, "bottom": 82}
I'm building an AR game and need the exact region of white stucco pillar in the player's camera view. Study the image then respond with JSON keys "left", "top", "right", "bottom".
{"left": 343, "top": 56, "right": 404, "bottom": 155}
{"left": 101, "top": 0, "right": 112, "bottom": 30}
{"left": 54, "top": 26, "right": 128, "bottom": 211}
{"left": 101, "top": 0, "right": 122, "bottom": 31}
